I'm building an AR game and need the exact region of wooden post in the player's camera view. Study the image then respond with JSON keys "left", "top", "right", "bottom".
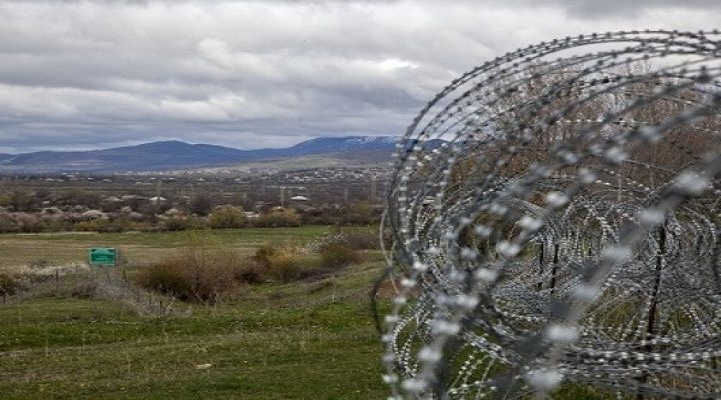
{"left": 646, "top": 225, "right": 666, "bottom": 340}
{"left": 638, "top": 223, "right": 667, "bottom": 400}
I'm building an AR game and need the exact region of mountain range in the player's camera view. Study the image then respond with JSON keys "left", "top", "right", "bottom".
{"left": 0, "top": 136, "right": 400, "bottom": 173}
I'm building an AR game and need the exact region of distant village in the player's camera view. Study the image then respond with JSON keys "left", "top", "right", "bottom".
{"left": 0, "top": 166, "right": 388, "bottom": 233}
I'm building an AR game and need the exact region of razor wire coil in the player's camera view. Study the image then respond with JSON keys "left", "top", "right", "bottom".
{"left": 381, "top": 30, "right": 721, "bottom": 399}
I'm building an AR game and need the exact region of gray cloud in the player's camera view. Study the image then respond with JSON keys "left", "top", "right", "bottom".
{"left": 0, "top": 0, "right": 719, "bottom": 153}
{"left": 550, "top": 0, "right": 721, "bottom": 17}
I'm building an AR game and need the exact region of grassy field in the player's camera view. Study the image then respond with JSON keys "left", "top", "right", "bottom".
{"left": 0, "top": 227, "right": 390, "bottom": 399}
{"left": 0, "top": 226, "right": 331, "bottom": 270}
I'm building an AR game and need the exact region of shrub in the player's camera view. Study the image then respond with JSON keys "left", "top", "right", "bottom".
{"left": 189, "top": 193, "right": 214, "bottom": 216}
{"left": 306, "top": 229, "right": 381, "bottom": 253}
{"left": 16, "top": 214, "right": 46, "bottom": 233}
{"left": 0, "top": 213, "right": 19, "bottom": 233}
{"left": 0, "top": 273, "right": 23, "bottom": 296}
{"left": 252, "top": 245, "right": 311, "bottom": 282}
{"left": 134, "top": 249, "right": 243, "bottom": 303}
{"left": 58, "top": 189, "right": 102, "bottom": 209}
{"left": 319, "top": 243, "right": 361, "bottom": 269}
{"left": 40, "top": 215, "right": 71, "bottom": 232}
{"left": 74, "top": 219, "right": 113, "bottom": 232}
{"left": 253, "top": 245, "right": 279, "bottom": 268}
{"left": 234, "top": 260, "right": 266, "bottom": 284}
{"left": 265, "top": 248, "right": 303, "bottom": 282}
{"left": 135, "top": 261, "right": 193, "bottom": 300}
{"left": 254, "top": 209, "right": 302, "bottom": 227}
{"left": 70, "top": 281, "right": 99, "bottom": 299}
{"left": 9, "top": 191, "right": 38, "bottom": 212}
{"left": 109, "top": 218, "right": 132, "bottom": 232}
{"left": 334, "top": 229, "right": 380, "bottom": 250}
{"left": 341, "top": 202, "right": 378, "bottom": 225}
{"left": 209, "top": 205, "right": 246, "bottom": 229}
{"left": 163, "top": 216, "right": 193, "bottom": 231}
{"left": 299, "top": 203, "right": 382, "bottom": 226}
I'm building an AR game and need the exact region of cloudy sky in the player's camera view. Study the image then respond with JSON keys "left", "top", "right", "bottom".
{"left": 1, "top": 0, "right": 720, "bottom": 153}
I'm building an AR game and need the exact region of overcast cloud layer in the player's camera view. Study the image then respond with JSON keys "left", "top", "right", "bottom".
{"left": 1, "top": 0, "right": 720, "bottom": 153}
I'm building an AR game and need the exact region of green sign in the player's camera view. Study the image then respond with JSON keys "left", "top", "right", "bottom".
{"left": 89, "top": 248, "right": 117, "bottom": 266}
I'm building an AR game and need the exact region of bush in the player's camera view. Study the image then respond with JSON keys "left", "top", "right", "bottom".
{"left": 70, "top": 281, "right": 99, "bottom": 299}
{"left": 234, "top": 261, "right": 266, "bottom": 284}
{"left": 134, "top": 249, "right": 244, "bottom": 303}
{"left": 189, "top": 193, "right": 214, "bottom": 216}
{"left": 209, "top": 205, "right": 246, "bottom": 229}
{"left": 254, "top": 209, "right": 302, "bottom": 227}
{"left": 163, "top": 216, "right": 196, "bottom": 231}
{"left": 74, "top": 219, "right": 111, "bottom": 232}
{"left": 135, "top": 261, "right": 193, "bottom": 300}
{"left": 58, "top": 189, "right": 102, "bottom": 209}
{"left": 253, "top": 245, "right": 310, "bottom": 282}
{"left": 334, "top": 229, "right": 380, "bottom": 250}
{"left": 252, "top": 237, "right": 362, "bottom": 282}
{"left": 306, "top": 229, "right": 380, "bottom": 253}
{"left": 0, "top": 213, "right": 19, "bottom": 233}
{"left": 9, "top": 191, "right": 38, "bottom": 212}
{"left": 253, "top": 245, "right": 279, "bottom": 268}
{"left": 0, "top": 273, "right": 23, "bottom": 296}
{"left": 319, "top": 243, "right": 361, "bottom": 269}
{"left": 40, "top": 215, "right": 72, "bottom": 232}
{"left": 341, "top": 202, "right": 378, "bottom": 225}
{"left": 299, "top": 203, "right": 381, "bottom": 226}
{"left": 265, "top": 248, "right": 304, "bottom": 282}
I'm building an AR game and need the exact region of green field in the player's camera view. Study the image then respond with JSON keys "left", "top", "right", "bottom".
{"left": 0, "top": 227, "right": 331, "bottom": 271}
{"left": 0, "top": 227, "right": 389, "bottom": 399}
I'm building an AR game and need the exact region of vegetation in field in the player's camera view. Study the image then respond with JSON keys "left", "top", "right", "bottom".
{"left": 135, "top": 229, "right": 372, "bottom": 299}
{"left": 208, "top": 205, "right": 247, "bottom": 229}
{"left": 134, "top": 251, "right": 244, "bottom": 303}
{"left": 0, "top": 273, "right": 23, "bottom": 296}
{"left": 0, "top": 227, "right": 389, "bottom": 399}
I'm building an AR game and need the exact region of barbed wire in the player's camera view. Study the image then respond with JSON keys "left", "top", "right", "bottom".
{"left": 381, "top": 30, "right": 721, "bottom": 399}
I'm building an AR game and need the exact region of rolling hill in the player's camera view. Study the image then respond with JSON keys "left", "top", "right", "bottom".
{"left": 0, "top": 136, "right": 399, "bottom": 173}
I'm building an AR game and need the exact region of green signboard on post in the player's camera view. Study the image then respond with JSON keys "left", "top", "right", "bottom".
{"left": 89, "top": 248, "right": 117, "bottom": 266}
